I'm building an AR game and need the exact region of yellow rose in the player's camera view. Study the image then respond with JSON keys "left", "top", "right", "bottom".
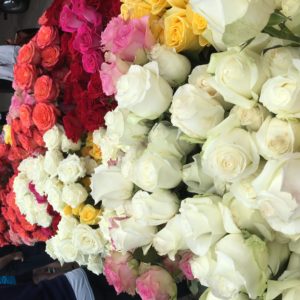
{"left": 79, "top": 204, "right": 101, "bottom": 225}
{"left": 72, "top": 203, "right": 85, "bottom": 216}
{"left": 167, "top": 0, "right": 188, "bottom": 8}
{"left": 121, "top": 0, "right": 152, "bottom": 20}
{"left": 149, "top": 0, "right": 170, "bottom": 15}
{"left": 164, "top": 7, "right": 199, "bottom": 52}
{"left": 149, "top": 15, "right": 165, "bottom": 43}
{"left": 63, "top": 205, "right": 73, "bottom": 216}
{"left": 3, "top": 125, "right": 12, "bottom": 145}
{"left": 89, "top": 143, "right": 102, "bottom": 161}
{"left": 86, "top": 133, "right": 93, "bottom": 148}
{"left": 81, "top": 146, "right": 92, "bottom": 157}
{"left": 186, "top": 4, "right": 207, "bottom": 35}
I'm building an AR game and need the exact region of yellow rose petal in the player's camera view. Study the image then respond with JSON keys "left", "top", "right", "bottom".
{"left": 121, "top": 0, "right": 152, "bottom": 20}
{"left": 149, "top": 0, "right": 170, "bottom": 15}
{"left": 3, "top": 125, "right": 12, "bottom": 145}
{"left": 63, "top": 205, "right": 73, "bottom": 216}
{"left": 79, "top": 204, "right": 101, "bottom": 225}
{"left": 72, "top": 203, "right": 85, "bottom": 216}
{"left": 167, "top": 0, "right": 188, "bottom": 8}
{"left": 186, "top": 4, "right": 207, "bottom": 35}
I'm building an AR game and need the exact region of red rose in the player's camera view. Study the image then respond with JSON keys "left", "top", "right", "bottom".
{"left": 62, "top": 110, "right": 84, "bottom": 142}
{"left": 34, "top": 75, "right": 59, "bottom": 103}
{"left": 32, "top": 103, "right": 57, "bottom": 132}
{"left": 87, "top": 72, "right": 105, "bottom": 99}
{"left": 32, "top": 128, "right": 45, "bottom": 147}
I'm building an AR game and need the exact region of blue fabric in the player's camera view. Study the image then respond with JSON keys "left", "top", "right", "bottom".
{"left": 0, "top": 276, "right": 16, "bottom": 285}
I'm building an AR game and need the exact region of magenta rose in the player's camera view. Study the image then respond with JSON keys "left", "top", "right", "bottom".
{"left": 82, "top": 50, "right": 103, "bottom": 73}
{"left": 179, "top": 252, "right": 194, "bottom": 280}
{"left": 100, "top": 52, "right": 130, "bottom": 96}
{"left": 104, "top": 251, "right": 139, "bottom": 296}
{"left": 71, "top": 0, "right": 102, "bottom": 26}
{"left": 59, "top": 4, "right": 84, "bottom": 32}
{"left": 136, "top": 266, "right": 177, "bottom": 300}
{"left": 101, "top": 16, "right": 155, "bottom": 62}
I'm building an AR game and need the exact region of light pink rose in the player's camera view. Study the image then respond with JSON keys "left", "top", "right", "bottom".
{"left": 179, "top": 252, "right": 194, "bottom": 280}
{"left": 73, "top": 22, "right": 101, "bottom": 54}
{"left": 82, "top": 50, "right": 103, "bottom": 74}
{"left": 100, "top": 52, "right": 130, "bottom": 96}
{"left": 101, "top": 16, "right": 155, "bottom": 62}
{"left": 136, "top": 266, "right": 177, "bottom": 300}
{"left": 71, "top": 0, "right": 102, "bottom": 26}
{"left": 104, "top": 251, "right": 139, "bottom": 296}
{"left": 59, "top": 4, "right": 84, "bottom": 32}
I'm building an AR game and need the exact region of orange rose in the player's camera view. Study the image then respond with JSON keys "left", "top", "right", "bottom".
{"left": 41, "top": 45, "right": 60, "bottom": 69}
{"left": 17, "top": 41, "right": 41, "bottom": 65}
{"left": 34, "top": 75, "right": 59, "bottom": 103}
{"left": 19, "top": 104, "right": 33, "bottom": 129}
{"left": 36, "top": 26, "right": 59, "bottom": 49}
{"left": 32, "top": 128, "right": 45, "bottom": 147}
{"left": 32, "top": 103, "right": 57, "bottom": 132}
{"left": 13, "top": 64, "right": 37, "bottom": 90}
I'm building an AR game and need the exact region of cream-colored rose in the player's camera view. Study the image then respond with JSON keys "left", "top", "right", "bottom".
{"left": 62, "top": 183, "right": 88, "bottom": 208}
{"left": 207, "top": 48, "right": 268, "bottom": 108}
{"left": 153, "top": 215, "right": 187, "bottom": 260}
{"left": 267, "top": 242, "right": 290, "bottom": 277}
{"left": 57, "top": 154, "right": 86, "bottom": 184}
{"left": 72, "top": 224, "right": 104, "bottom": 255}
{"left": 61, "top": 133, "right": 82, "bottom": 153}
{"left": 200, "top": 289, "right": 250, "bottom": 300}
{"left": 202, "top": 127, "right": 260, "bottom": 182}
{"left": 44, "top": 177, "right": 64, "bottom": 213}
{"left": 91, "top": 165, "right": 134, "bottom": 208}
{"left": 230, "top": 104, "right": 271, "bottom": 132}
{"left": 55, "top": 239, "right": 79, "bottom": 263}
{"left": 57, "top": 216, "right": 79, "bottom": 240}
{"left": 170, "top": 84, "right": 224, "bottom": 140}
{"left": 255, "top": 117, "right": 300, "bottom": 159}
{"left": 87, "top": 254, "right": 103, "bottom": 275}
{"left": 116, "top": 62, "right": 173, "bottom": 120}
{"left": 259, "top": 76, "right": 300, "bottom": 118}
{"left": 190, "top": 0, "right": 276, "bottom": 50}
{"left": 43, "top": 125, "right": 62, "bottom": 150}
{"left": 44, "top": 150, "right": 64, "bottom": 177}
{"left": 149, "top": 44, "right": 191, "bottom": 87}
{"left": 82, "top": 156, "right": 98, "bottom": 175}
{"left": 110, "top": 217, "right": 157, "bottom": 252}
{"left": 131, "top": 189, "right": 179, "bottom": 226}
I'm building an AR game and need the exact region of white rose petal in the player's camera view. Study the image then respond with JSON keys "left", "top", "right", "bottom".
{"left": 44, "top": 150, "right": 64, "bottom": 177}
{"left": 62, "top": 183, "right": 88, "bottom": 208}
{"left": 43, "top": 125, "right": 62, "bottom": 150}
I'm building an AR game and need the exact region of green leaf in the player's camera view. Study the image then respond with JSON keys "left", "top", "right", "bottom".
{"left": 267, "top": 10, "right": 290, "bottom": 26}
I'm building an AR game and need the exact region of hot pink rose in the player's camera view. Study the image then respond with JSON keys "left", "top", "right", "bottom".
{"left": 179, "top": 252, "right": 194, "bottom": 280}
{"left": 104, "top": 251, "right": 139, "bottom": 296}
{"left": 100, "top": 52, "right": 130, "bottom": 96}
{"left": 82, "top": 50, "right": 103, "bottom": 74}
{"left": 71, "top": 0, "right": 102, "bottom": 26}
{"left": 73, "top": 22, "right": 101, "bottom": 54}
{"left": 59, "top": 4, "right": 84, "bottom": 32}
{"left": 136, "top": 266, "right": 177, "bottom": 300}
{"left": 101, "top": 16, "right": 155, "bottom": 62}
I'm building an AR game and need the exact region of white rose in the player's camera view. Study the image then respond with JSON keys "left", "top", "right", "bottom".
{"left": 15, "top": 193, "right": 36, "bottom": 224}
{"left": 91, "top": 165, "right": 133, "bottom": 208}
{"left": 99, "top": 209, "right": 117, "bottom": 252}
{"left": 263, "top": 46, "right": 300, "bottom": 77}
{"left": 87, "top": 254, "right": 103, "bottom": 275}
{"left": 55, "top": 239, "right": 79, "bottom": 263}
{"left": 57, "top": 154, "right": 86, "bottom": 184}
{"left": 200, "top": 289, "right": 250, "bottom": 300}
{"left": 62, "top": 183, "right": 88, "bottom": 208}
{"left": 180, "top": 196, "right": 227, "bottom": 256}
{"left": 207, "top": 48, "right": 268, "bottom": 108}
{"left": 281, "top": 0, "right": 300, "bottom": 17}
{"left": 105, "top": 108, "right": 150, "bottom": 152}
{"left": 259, "top": 76, "right": 300, "bottom": 118}
{"left": 82, "top": 156, "right": 98, "bottom": 175}
{"left": 131, "top": 189, "right": 179, "bottom": 226}
{"left": 61, "top": 133, "right": 82, "bottom": 153}
{"left": 13, "top": 173, "right": 30, "bottom": 198}
{"left": 45, "top": 238, "right": 58, "bottom": 260}
{"left": 18, "top": 157, "right": 35, "bottom": 176}
{"left": 267, "top": 242, "right": 290, "bottom": 276}
{"left": 57, "top": 216, "right": 79, "bottom": 240}
{"left": 182, "top": 154, "right": 215, "bottom": 194}
{"left": 30, "top": 155, "right": 48, "bottom": 186}
{"left": 253, "top": 154, "right": 300, "bottom": 237}
{"left": 147, "top": 122, "right": 194, "bottom": 160}
{"left": 44, "top": 177, "right": 64, "bottom": 213}
{"left": 202, "top": 127, "right": 260, "bottom": 182}
{"left": 149, "top": 44, "right": 191, "bottom": 87}
{"left": 170, "top": 84, "right": 224, "bottom": 140}
{"left": 35, "top": 203, "right": 52, "bottom": 227}
{"left": 230, "top": 104, "right": 271, "bottom": 132}
{"left": 110, "top": 217, "right": 157, "bottom": 252}
{"left": 255, "top": 117, "right": 300, "bottom": 159}
{"left": 44, "top": 150, "right": 64, "bottom": 177}
{"left": 72, "top": 224, "right": 104, "bottom": 255}
{"left": 266, "top": 253, "right": 300, "bottom": 300}
{"left": 190, "top": 0, "right": 276, "bottom": 50}
{"left": 116, "top": 62, "right": 173, "bottom": 120}
{"left": 153, "top": 215, "right": 187, "bottom": 260}
{"left": 43, "top": 125, "right": 62, "bottom": 150}
{"left": 207, "top": 234, "right": 268, "bottom": 299}
{"left": 131, "top": 149, "right": 182, "bottom": 192}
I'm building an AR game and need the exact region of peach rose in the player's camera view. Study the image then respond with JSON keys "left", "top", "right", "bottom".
{"left": 41, "top": 45, "right": 61, "bottom": 69}
{"left": 34, "top": 75, "right": 59, "bottom": 103}
{"left": 17, "top": 41, "right": 41, "bottom": 65}
{"left": 13, "top": 64, "right": 37, "bottom": 90}
{"left": 32, "top": 128, "right": 45, "bottom": 147}
{"left": 19, "top": 104, "right": 33, "bottom": 129}
{"left": 36, "top": 26, "right": 59, "bottom": 49}
{"left": 32, "top": 103, "right": 57, "bottom": 132}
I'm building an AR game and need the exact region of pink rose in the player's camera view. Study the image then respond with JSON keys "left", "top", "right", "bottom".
{"left": 73, "top": 22, "right": 101, "bottom": 54}
{"left": 104, "top": 251, "right": 139, "bottom": 296}
{"left": 59, "top": 4, "right": 84, "bottom": 32}
{"left": 136, "top": 265, "right": 177, "bottom": 300}
{"left": 179, "top": 252, "right": 194, "bottom": 280}
{"left": 82, "top": 50, "right": 103, "bottom": 74}
{"left": 71, "top": 0, "right": 102, "bottom": 26}
{"left": 101, "top": 16, "right": 155, "bottom": 62}
{"left": 100, "top": 52, "right": 130, "bottom": 96}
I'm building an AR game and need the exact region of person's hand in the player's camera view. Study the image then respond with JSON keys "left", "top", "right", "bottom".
{"left": 12, "top": 252, "right": 24, "bottom": 262}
